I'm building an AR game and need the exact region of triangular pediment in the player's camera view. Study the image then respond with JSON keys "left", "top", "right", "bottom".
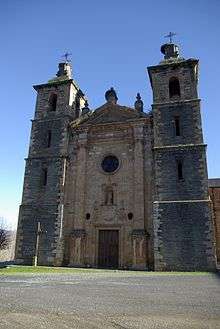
{"left": 71, "top": 102, "right": 147, "bottom": 128}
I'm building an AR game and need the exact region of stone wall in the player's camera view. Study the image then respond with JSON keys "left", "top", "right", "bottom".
{"left": 209, "top": 179, "right": 220, "bottom": 263}
{"left": 152, "top": 100, "right": 203, "bottom": 147}
{"left": 153, "top": 201, "right": 215, "bottom": 271}
{"left": 154, "top": 146, "right": 209, "bottom": 201}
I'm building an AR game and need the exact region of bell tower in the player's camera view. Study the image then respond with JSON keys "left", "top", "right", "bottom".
{"left": 15, "top": 60, "right": 87, "bottom": 266}
{"left": 148, "top": 41, "right": 216, "bottom": 271}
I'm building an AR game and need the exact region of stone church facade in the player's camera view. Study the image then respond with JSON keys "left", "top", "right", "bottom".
{"left": 15, "top": 43, "right": 217, "bottom": 271}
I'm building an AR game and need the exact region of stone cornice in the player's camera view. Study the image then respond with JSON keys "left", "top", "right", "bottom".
{"left": 154, "top": 199, "right": 210, "bottom": 204}
{"left": 33, "top": 78, "right": 84, "bottom": 96}
{"left": 87, "top": 136, "right": 134, "bottom": 144}
{"left": 25, "top": 155, "right": 68, "bottom": 161}
{"left": 153, "top": 143, "right": 206, "bottom": 151}
{"left": 151, "top": 98, "right": 200, "bottom": 108}
{"left": 33, "top": 78, "right": 73, "bottom": 90}
{"left": 148, "top": 58, "right": 199, "bottom": 72}
{"left": 31, "top": 115, "right": 74, "bottom": 123}
{"left": 71, "top": 117, "right": 150, "bottom": 132}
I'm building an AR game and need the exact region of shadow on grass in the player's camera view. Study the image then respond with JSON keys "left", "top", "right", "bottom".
{"left": 0, "top": 260, "right": 15, "bottom": 268}
{"left": 0, "top": 264, "right": 219, "bottom": 276}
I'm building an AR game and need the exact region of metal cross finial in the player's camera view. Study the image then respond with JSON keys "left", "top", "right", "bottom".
{"left": 62, "top": 51, "right": 72, "bottom": 62}
{"left": 164, "top": 32, "right": 176, "bottom": 44}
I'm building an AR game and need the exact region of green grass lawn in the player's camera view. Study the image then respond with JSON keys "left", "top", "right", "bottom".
{"left": 0, "top": 265, "right": 212, "bottom": 276}
{"left": 0, "top": 266, "right": 104, "bottom": 275}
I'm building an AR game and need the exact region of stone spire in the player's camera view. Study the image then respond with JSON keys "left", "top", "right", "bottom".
{"left": 82, "top": 100, "right": 90, "bottom": 116}
{"left": 105, "top": 87, "right": 118, "bottom": 104}
{"left": 160, "top": 32, "right": 180, "bottom": 61}
{"left": 160, "top": 43, "right": 179, "bottom": 60}
{"left": 56, "top": 62, "right": 72, "bottom": 79}
{"left": 134, "top": 93, "right": 143, "bottom": 112}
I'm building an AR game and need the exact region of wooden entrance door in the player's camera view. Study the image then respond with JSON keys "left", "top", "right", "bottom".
{"left": 98, "top": 230, "right": 119, "bottom": 269}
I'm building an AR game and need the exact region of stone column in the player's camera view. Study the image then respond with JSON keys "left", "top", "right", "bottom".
{"left": 132, "top": 125, "right": 147, "bottom": 269}
{"left": 71, "top": 130, "right": 87, "bottom": 266}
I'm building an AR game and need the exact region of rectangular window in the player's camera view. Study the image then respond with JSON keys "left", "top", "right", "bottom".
{"left": 49, "top": 93, "right": 57, "bottom": 111}
{"left": 47, "top": 130, "right": 52, "bottom": 148}
{"left": 174, "top": 116, "right": 180, "bottom": 136}
{"left": 42, "top": 168, "right": 48, "bottom": 186}
{"left": 177, "top": 161, "right": 183, "bottom": 180}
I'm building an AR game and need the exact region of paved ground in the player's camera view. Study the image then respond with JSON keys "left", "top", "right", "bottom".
{"left": 0, "top": 271, "right": 220, "bottom": 329}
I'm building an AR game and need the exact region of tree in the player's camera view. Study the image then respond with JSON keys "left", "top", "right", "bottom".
{"left": 0, "top": 229, "right": 8, "bottom": 250}
{"left": 0, "top": 217, "right": 9, "bottom": 250}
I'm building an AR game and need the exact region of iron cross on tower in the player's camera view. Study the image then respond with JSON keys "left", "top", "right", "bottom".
{"left": 164, "top": 32, "right": 177, "bottom": 44}
{"left": 62, "top": 52, "right": 72, "bottom": 62}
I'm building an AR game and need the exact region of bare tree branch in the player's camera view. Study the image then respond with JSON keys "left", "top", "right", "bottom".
{"left": 0, "top": 229, "right": 9, "bottom": 250}
{"left": 0, "top": 217, "right": 10, "bottom": 250}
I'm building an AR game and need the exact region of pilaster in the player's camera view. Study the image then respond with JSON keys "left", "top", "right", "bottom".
{"left": 74, "top": 130, "right": 88, "bottom": 229}
{"left": 133, "top": 124, "right": 145, "bottom": 229}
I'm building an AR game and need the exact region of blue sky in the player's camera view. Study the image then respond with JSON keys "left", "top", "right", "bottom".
{"left": 0, "top": 0, "right": 219, "bottom": 228}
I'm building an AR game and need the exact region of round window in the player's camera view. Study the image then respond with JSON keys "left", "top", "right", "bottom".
{"left": 101, "top": 155, "right": 119, "bottom": 173}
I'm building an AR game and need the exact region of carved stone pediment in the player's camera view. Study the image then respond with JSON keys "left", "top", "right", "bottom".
{"left": 70, "top": 103, "right": 148, "bottom": 128}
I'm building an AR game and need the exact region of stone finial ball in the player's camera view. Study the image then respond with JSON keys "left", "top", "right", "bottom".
{"left": 105, "top": 87, "right": 118, "bottom": 103}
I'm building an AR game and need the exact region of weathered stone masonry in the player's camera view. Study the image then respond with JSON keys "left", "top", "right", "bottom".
{"left": 209, "top": 178, "right": 220, "bottom": 263}
{"left": 15, "top": 44, "right": 217, "bottom": 270}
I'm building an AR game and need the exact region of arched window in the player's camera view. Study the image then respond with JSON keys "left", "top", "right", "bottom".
{"left": 169, "top": 77, "right": 181, "bottom": 98}
{"left": 49, "top": 93, "right": 57, "bottom": 111}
